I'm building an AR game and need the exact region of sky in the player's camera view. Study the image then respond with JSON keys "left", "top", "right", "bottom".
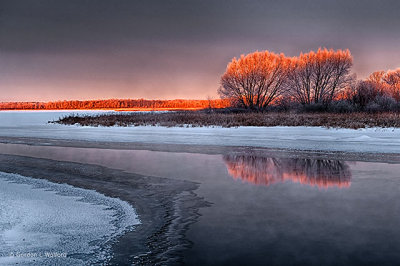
{"left": 1, "top": 0, "right": 400, "bottom": 102}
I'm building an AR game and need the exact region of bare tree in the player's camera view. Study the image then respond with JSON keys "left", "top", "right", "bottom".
{"left": 382, "top": 69, "right": 400, "bottom": 101}
{"left": 219, "top": 51, "right": 291, "bottom": 111}
{"left": 348, "top": 80, "right": 380, "bottom": 109}
{"left": 286, "top": 48, "right": 354, "bottom": 105}
{"left": 363, "top": 69, "right": 400, "bottom": 101}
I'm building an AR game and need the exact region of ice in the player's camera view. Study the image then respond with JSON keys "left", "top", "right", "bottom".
{"left": 0, "top": 171, "right": 139, "bottom": 265}
{"left": 1, "top": 111, "right": 400, "bottom": 153}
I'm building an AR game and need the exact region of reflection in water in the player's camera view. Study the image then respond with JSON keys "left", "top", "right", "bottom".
{"left": 224, "top": 154, "right": 351, "bottom": 188}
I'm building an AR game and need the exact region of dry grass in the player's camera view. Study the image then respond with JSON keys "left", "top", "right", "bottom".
{"left": 52, "top": 111, "right": 400, "bottom": 129}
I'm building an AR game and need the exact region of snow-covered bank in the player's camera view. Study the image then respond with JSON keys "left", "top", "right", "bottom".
{"left": 0, "top": 172, "right": 139, "bottom": 265}
{"left": 1, "top": 111, "right": 400, "bottom": 154}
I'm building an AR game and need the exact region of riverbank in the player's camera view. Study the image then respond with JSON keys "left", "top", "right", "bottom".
{"left": 54, "top": 111, "right": 400, "bottom": 129}
{"left": 3, "top": 111, "right": 400, "bottom": 154}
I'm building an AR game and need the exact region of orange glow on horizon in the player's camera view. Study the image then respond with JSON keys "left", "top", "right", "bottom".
{"left": 0, "top": 99, "right": 231, "bottom": 110}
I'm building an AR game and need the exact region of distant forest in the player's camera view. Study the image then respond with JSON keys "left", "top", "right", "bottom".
{"left": 0, "top": 99, "right": 231, "bottom": 110}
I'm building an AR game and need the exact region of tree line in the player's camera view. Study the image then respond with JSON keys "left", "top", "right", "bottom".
{"left": 0, "top": 99, "right": 231, "bottom": 110}
{"left": 220, "top": 48, "right": 400, "bottom": 112}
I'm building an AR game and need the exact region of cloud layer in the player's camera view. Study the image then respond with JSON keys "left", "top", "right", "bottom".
{"left": 1, "top": 0, "right": 400, "bottom": 101}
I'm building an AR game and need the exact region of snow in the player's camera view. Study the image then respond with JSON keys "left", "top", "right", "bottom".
{"left": 0, "top": 111, "right": 400, "bottom": 153}
{"left": 0, "top": 171, "right": 139, "bottom": 265}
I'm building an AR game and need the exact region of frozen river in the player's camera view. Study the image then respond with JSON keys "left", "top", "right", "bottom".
{"left": 1, "top": 111, "right": 400, "bottom": 153}
{"left": 1, "top": 111, "right": 400, "bottom": 265}
{"left": 0, "top": 172, "right": 139, "bottom": 265}
{"left": 0, "top": 111, "right": 144, "bottom": 265}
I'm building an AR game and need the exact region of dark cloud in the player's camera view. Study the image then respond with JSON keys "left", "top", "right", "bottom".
{"left": 1, "top": 0, "right": 400, "bottom": 101}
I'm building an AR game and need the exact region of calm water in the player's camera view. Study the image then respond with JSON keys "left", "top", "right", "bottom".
{"left": 1, "top": 143, "right": 400, "bottom": 265}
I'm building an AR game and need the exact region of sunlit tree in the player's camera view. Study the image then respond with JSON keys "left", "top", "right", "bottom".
{"left": 382, "top": 69, "right": 400, "bottom": 101}
{"left": 219, "top": 51, "right": 292, "bottom": 110}
{"left": 367, "top": 70, "right": 385, "bottom": 84}
{"left": 286, "top": 48, "right": 354, "bottom": 105}
{"left": 363, "top": 69, "right": 400, "bottom": 101}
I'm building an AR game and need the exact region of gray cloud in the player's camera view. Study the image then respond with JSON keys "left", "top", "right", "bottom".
{"left": 1, "top": 0, "right": 400, "bottom": 101}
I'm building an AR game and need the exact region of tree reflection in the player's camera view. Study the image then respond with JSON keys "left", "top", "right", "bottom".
{"left": 223, "top": 154, "right": 351, "bottom": 188}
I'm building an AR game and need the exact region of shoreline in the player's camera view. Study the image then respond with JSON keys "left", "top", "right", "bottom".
{"left": 54, "top": 111, "right": 400, "bottom": 129}
{"left": 0, "top": 153, "right": 209, "bottom": 265}
{"left": 2, "top": 110, "right": 400, "bottom": 154}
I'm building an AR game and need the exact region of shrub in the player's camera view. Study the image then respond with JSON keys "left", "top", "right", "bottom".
{"left": 301, "top": 103, "right": 328, "bottom": 113}
{"left": 374, "top": 95, "right": 397, "bottom": 111}
{"left": 365, "top": 102, "right": 381, "bottom": 113}
{"left": 54, "top": 111, "right": 400, "bottom": 129}
{"left": 349, "top": 81, "right": 380, "bottom": 109}
{"left": 328, "top": 100, "right": 355, "bottom": 113}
